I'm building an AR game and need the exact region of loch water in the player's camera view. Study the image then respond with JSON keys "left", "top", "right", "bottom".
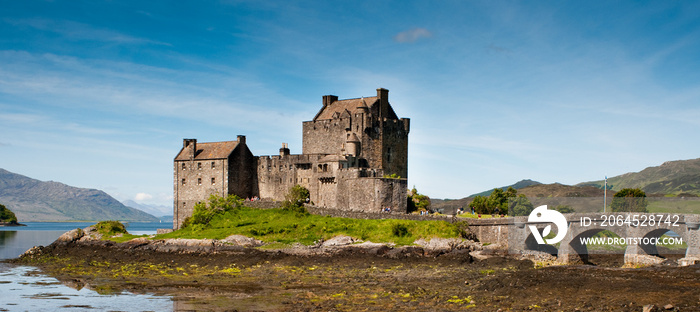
{"left": 0, "top": 222, "right": 175, "bottom": 312}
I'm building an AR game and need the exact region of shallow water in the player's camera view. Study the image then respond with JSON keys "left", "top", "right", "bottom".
{"left": 0, "top": 222, "right": 176, "bottom": 311}
{"left": 0, "top": 263, "right": 173, "bottom": 312}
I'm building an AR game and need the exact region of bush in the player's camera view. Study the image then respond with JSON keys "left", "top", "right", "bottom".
{"left": 94, "top": 221, "right": 127, "bottom": 236}
{"left": 554, "top": 205, "right": 575, "bottom": 213}
{"left": 611, "top": 188, "right": 648, "bottom": 212}
{"left": 0, "top": 204, "right": 18, "bottom": 223}
{"left": 391, "top": 223, "right": 410, "bottom": 237}
{"left": 282, "top": 185, "right": 310, "bottom": 215}
{"left": 182, "top": 194, "right": 244, "bottom": 228}
{"left": 407, "top": 187, "right": 431, "bottom": 213}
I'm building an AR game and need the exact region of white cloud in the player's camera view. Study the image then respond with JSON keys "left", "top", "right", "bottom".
{"left": 394, "top": 28, "right": 432, "bottom": 43}
{"left": 134, "top": 193, "right": 153, "bottom": 201}
{"left": 4, "top": 18, "right": 171, "bottom": 46}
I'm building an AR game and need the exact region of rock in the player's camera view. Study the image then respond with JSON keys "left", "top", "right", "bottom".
{"left": 55, "top": 228, "right": 84, "bottom": 244}
{"left": 20, "top": 246, "right": 43, "bottom": 258}
{"left": 220, "top": 235, "right": 264, "bottom": 247}
{"left": 414, "top": 238, "right": 479, "bottom": 257}
{"left": 349, "top": 242, "right": 391, "bottom": 255}
{"left": 321, "top": 235, "right": 356, "bottom": 247}
{"left": 80, "top": 226, "right": 102, "bottom": 240}
{"left": 385, "top": 246, "right": 424, "bottom": 259}
{"left": 158, "top": 238, "right": 217, "bottom": 253}
{"left": 624, "top": 254, "right": 665, "bottom": 267}
{"left": 664, "top": 304, "right": 674, "bottom": 310}
{"left": 125, "top": 237, "right": 150, "bottom": 248}
{"left": 678, "top": 257, "right": 700, "bottom": 267}
{"left": 643, "top": 304, "right": 655, "bottom": 312}
{"left": 470, "top": 250, "right": 491, "bottom": 261}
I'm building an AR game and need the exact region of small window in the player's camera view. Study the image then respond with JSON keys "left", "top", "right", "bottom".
{"left": 211, "top": 162, "right": 215, "bottom": 169}
{"left": 182, "top": 163, "right": 186, "bottom": 170}
{"left": 197, "top": 178, "right": 202, "bottom": 185}
{"left": 197, "top": 162, "right": 202, "bottom": 170}
{"left": 211, "top": 177, "right": 215, "bottom": 185}
{"left": 181, "top": 178, "right": 186, "bottom": 185}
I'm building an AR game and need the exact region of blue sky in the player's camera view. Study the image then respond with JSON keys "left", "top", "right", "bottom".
{"left": 2, "top": 1, "right": 700, "bottom": 211}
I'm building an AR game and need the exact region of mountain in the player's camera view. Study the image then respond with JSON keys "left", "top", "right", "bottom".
{"left": 577, "top": 158, "right": 700, "bottom": 196}
{"left": 431, "top": 179, "right": 542, "bottom": 214}
{"left": 516, "top": 183, "right": 613, "bottom": 198}
{"left": 0, "top": 169, "right": 159, "bottom": 222}
{"left": 122, "top": 200, "right": 171, "bottom": 217}
{"left": 467, "top": 179, "right": 542, "bottom": 198}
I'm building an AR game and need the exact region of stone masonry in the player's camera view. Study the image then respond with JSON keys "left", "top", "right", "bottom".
{"left": 173, "top": 88, "right": 410, "bottom": 229}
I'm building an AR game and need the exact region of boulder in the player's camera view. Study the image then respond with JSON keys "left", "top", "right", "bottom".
{"left": 321, "top": 235, "right": 357, "bottom": 247}
{"left": 157, "top": 238, "right": 217, "bottom": 253}
{"left": 385, "top": 246, "right": 424, "bottom": 259}
{"left": 220, "top": 235, "right": 264, "bottom": 247}
{"left": 55, "top": 228, "right": 84, "bottom": 244}
{"left": 414, "top": 238, "right": 479, "bottom": 257}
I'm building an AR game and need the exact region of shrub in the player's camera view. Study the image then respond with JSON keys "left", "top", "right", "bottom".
{"left": 0, "top": 204, "right": 18, "bottom": 223}
{"left": 407, "top": 187, "right": 431, "bottom": 213}
{"left": 282, "top": 185, "right": 310, "bottom": 215}
{"left": 182, "top": 194, "right": 244, "bottom": 228}
{"left": 391, "top": 223, "right": 410, "bottom": 237}
{"left": 94, "top": 221, "right": 127, "bottom": 236}
{"left": 611, "top": 188, "right": 648, "bottom": 212}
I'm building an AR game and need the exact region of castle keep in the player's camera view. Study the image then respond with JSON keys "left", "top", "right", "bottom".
{"left": 173, "top": 88, "right": 410, "bottom": 229}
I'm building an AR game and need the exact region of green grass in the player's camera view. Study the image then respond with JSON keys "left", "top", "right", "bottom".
{"left": 156, "top": 206, "right": 465, "bottom": 246}
{"left": 94, "top": 221, "right": 128, "bottom": 236}
{"left": 647, "top": 198, "right": 700, "bottom": 214}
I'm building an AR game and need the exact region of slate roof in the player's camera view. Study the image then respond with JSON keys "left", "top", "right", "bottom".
{"left": 314, "top": 97, "right": 378, "bottom": 121}
{"left": 174, "top": 141, "right": 239, "bottom": 161}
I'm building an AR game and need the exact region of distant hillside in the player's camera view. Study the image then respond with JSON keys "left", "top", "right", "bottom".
{"left": 0, "top": 169, "right": 159, "bottom": 222}
{"left": 467, "top": 179, "right": 542, "bottom": 197}
{"left": 431, "top": 179, "right": 542, "bottom": 214}
{"left": 578, "top": 158, "right": 700, "bottom": 196}
{"left": 122, "top": 200, "right": 171, "bottom": 217}
{"left": 517, "top": 183, "right": 613, "bottom": 198}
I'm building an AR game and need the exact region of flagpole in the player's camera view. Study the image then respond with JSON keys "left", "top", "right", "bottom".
{"left": 604, "top": 176, "right": 607, "bottom": 213}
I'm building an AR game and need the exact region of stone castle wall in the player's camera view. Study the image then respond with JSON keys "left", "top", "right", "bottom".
{"left": 173, "top": 158, "right": 229, "bottom": 228}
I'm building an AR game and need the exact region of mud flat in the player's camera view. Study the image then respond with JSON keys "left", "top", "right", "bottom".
{"left": 7, "top": 228, "right": 700, "bottom": 311}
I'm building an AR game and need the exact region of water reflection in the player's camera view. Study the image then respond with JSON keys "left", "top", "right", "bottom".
{"left": 0, "top": 263, "right": 173, "bottom": 312}
{"left": 0, "top": 230, "right": 66, "bottom": 259}
{"left": 0, "top": 222, "right": 177, "bottom": 311}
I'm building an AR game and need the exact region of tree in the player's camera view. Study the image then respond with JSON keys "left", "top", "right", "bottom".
{"left": 470, "top": 187, "right": 519, "bottom": 215}
{"left": 0, "top": 204, "right": 18, "bottom": 223}
{"left": 509, "top": 194, "right": 534, "bottom": 216}
{"left": 610, "top": 188, "right": 648, "bottom": 212}
{"left": 407, "top": 187, "right": 431, "bottom": 213}
{"left": 282, "top": 185, "right": 310, "bottom": 214}
{"left": 554, "top": 205, "right": 575, "bottom": 214}
{"left": 469, "top": 195, "right": 489, "bottom": 214}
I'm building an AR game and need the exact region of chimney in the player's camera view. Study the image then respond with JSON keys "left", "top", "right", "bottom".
{"left": 279, "top": 143, "right": 290, "bottom": 157}
{"left": 377, "top": 88, "right": 388, "bottom": 99}
{"left": 237, "top": 135, "right": 246, "bottom": 144}
{"left": 183, "top": 139, "right": 197, "bottom": 159}
{"left": 377, "top": 88, "right": 389, "bottom": 119}
{"left": 323, "top": 95, "right": 338, "bottom": 107}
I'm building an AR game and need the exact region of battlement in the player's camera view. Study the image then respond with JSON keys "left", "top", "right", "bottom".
{"left": 173, "top": 88, "right": 409, "bottom": 229}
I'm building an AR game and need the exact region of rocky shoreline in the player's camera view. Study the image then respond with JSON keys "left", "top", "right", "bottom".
{"left": 21, "top": 226, "right": 491, "bottom": 261}
{"left": 9, "top": 227, "right": 700, "bottom": 311}
{"left": 0, "top": 221, "right": 26, "bottom": 227}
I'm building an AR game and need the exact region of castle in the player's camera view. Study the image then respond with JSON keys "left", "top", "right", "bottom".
{"left": 173, "top": 88, "right": 410, "bottom": 229}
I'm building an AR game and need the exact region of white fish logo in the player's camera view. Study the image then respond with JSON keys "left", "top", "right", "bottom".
{"left": 528, "top": 205, "right": 568, "bottom": 244}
